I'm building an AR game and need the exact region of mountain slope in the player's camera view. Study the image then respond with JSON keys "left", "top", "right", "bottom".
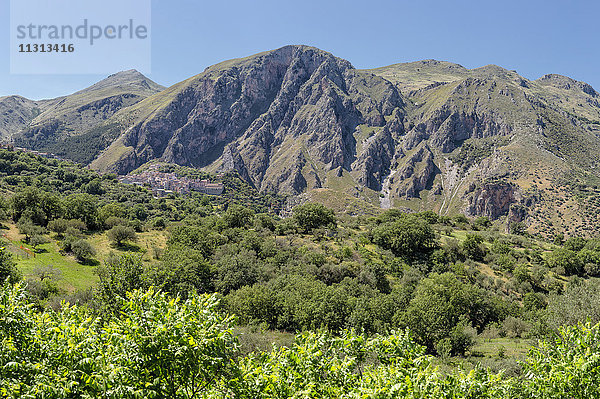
{"left": 92, "top": 46, "right": 406, "bottom": 204}
{"left": 368, "top": 61, "right": 600, "bottom": 236}
{"left": 4, "top": 46, "right": 600, "bottom": 236}
{"left": 11, "top": 70, "right": 164, "bottom": 163}
{"left": 0, "top": 96, "right": 44, "bottom": 140}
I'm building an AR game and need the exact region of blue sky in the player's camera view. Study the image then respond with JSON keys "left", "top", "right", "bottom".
{"left": 1, "top": 0, "right": 598, "bottom": 100}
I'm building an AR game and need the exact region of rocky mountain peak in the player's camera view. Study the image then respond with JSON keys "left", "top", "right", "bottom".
{"left": 536, "top": 73, "right": 598, "bottom": 97}
{"left": 75, "top": 69, "right": 164, "bottom": 95}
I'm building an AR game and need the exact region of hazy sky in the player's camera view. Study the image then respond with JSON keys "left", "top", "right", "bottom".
{"left": 1, "top": 0, "right": 598, "bottom": 99}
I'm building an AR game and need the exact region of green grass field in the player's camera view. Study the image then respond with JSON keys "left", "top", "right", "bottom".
{"left": 3, "top": 223, "right": 167, "bottom": 293}
{"left": 472, "top": 337, "right": 532, "bottom": 359}
{"left": 3, "top": 233, "right": 99, "bottom": 292}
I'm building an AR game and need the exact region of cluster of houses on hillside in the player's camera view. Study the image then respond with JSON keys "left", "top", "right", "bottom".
{"left": 118, "top": 166, "right": 224, "bottom": 197}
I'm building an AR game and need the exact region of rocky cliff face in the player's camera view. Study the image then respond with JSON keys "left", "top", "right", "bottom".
{"left": 391, "top": 146, "right": 437, "bottom": 199}
{"left": 465, "top": 182, "right": 520, "bottom": 220}
{"left": 95, "top": 46, "right": 407, "bottom": 197}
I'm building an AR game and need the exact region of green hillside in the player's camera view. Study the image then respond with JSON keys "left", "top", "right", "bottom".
{"left": 0, "top": 147, "right": 599, "bottom": 396}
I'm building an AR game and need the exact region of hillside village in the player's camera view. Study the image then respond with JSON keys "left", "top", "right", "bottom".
{"left": 119, "top": 165, "right": 224, "bottom": 197}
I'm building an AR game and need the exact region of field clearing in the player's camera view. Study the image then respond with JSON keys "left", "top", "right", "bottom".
{"left": 4, "top": 222, "right": 168, "bottom": 292}
{"left": 11, "top": 239, "right": 98, "bottom": 292}
{"left": 472, "top": 337, "right": 533, "bottom": 359}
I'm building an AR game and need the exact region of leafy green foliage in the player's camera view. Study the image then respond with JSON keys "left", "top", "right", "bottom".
{"left": 29, "top": 234, "right": 49, "bottom": 251}
{"left": 372, "top": 214, "right": 436, "bottom": 259}
{"left": 462, "top": 233, "right": 487, "bottom": 261}
{"left": 0, "top": 248, "right": 20, "bottom": 284}
{"left": 546, "top": 247, "right": 583, "bottom": 276}
{"left": 223, "top": 204, "right": 255, "bottom": 229}
{"left": 400, "top": 273, "right": 501, "bottom": 355}
{"left": 546, "top": 279, "right": 600, "bottom": 329}
{"left": 107, "top": 225, "right": 137, "bottom": 247}
{"left": 17, "top": 217, "right": 46, "bottom": 243}
{"left": 292, "top": 203, "right": 336, "bottom": 232}
{"left": 47, "top": 218, "right": 68, "bottom": 235}
{"left": 11, "top": 188, "right": 61, "bottom": 226}
{"left": 96, "top": 254, "right": 147, "bottom": 310}
{"left": 71, "top": 239, "right": 96, "bottom": 262}
{"left": 0, "top": 283, "right": 237, "bottom": 397}
{"left": 522, "top": 322, "right": 600, "bottom": 398}
{"left": 3, "top": 281, "right": 600, "bottom": 398}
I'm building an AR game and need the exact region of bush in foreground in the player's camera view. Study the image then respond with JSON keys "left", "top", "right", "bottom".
{"left": 2, "top": 282, "right": 600, "bottom": 398}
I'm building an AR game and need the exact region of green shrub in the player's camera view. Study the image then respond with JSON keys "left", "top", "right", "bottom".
{"left": 292, "top": 203, "right": 336, "bottom": 232}
{"left": 71, "top": 239, "right": 96, "bottom": 262}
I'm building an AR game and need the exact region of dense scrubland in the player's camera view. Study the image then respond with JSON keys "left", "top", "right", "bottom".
{"left": 2, "top": 148, "right": 600, "bottom": 397}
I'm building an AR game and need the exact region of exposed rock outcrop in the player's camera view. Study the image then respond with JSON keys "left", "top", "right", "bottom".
{"left": 393, "top": 146, "right": 437, "bottom": 198}
{"left": 465, "top": 182, "right": 521, "bottom": 219}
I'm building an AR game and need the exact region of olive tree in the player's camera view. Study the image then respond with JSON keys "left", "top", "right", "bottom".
{"left": 107, "top": 225, "right": 137, "bottom": 247}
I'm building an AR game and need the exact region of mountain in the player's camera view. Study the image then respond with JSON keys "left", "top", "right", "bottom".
{"left": 0, "top": 95, "right": 52, "bottom": 139}
{"left": 4, "top": 46, "right": 600, "bottom": 236}
{"left": 10, "top": 70, "right": 164, "bottom": 164}
{"left": 92, "top": 46, "right": 406, "bottom": 199}
{"left": 368, "top": 60, "right": 600, "bottom": 236}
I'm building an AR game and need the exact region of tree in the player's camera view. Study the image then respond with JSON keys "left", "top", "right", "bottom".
{"left": 17, "top": 218, "right": 46, "bottom": 243}
{"left": 11, "top": 188, "right": 62, "bottom": 226}
{"left": 546, "top": 279, "right": 600, "bottom": 329}
{"left": 292, "top": 203, "right": 336, "bottom": 232}
{"left": 399, "top": 273, "right": 495, "bottom": 355}
{"left": 523, "top": 292, "right": 547, "bottom": 312}
{"left": 371, "top": 214, "right": 436, "bottom": 259}
{"left": 167, "top": 225, "right": 226, "bottom": 259}
{"left": 48, "top": 218, "right": 69, "bottom": 236}
{"left": 107, "top": 225, "right": 137, "bottom": 247}
{"left": 149, "top": 216, "right": 166, "bottom": 230}
{"left": 0, "top": 247, "right": 20, "bottom": 283}
{"left": 96, "top": 254, "right": 147, "bottom": 308}
{"left": 462, "top": 233, "right": 487, "bottom": 261}
{"left": 213, "top": 247, "right": 261, "bottom": 294}
{"left": 254, "top": 213, "right": 275, "bottom": 231}
{"left": 147, "top": 248, "right": 212, "bottom": 297}
{"left": 553, "top": 233, "right": 565, "bottom": 246}
{"left": 104, "top": 216, "right": 127, "bottom": 229}
{"left": 29, "top": 234, "right": 49, "bottom": 251}
{"left": 222, "top": 204, "right": 254, "bottom": 229}
{"left": 579, "top": 248, "right": 600, "bottom": 276}
{"left": 130, "top": 204, "right": 149, "bottom": 221}
{"left": 67, "top": 219, "right": 87, "bottom": 232}
{"left": 84, "top": 178, "right": 104, "bottom": 195}
{"left": 509, "top": 221, "right": 526, "bottom": 235}
{"left": 564, "top": 236, "right": 587, "bottom": 252}
{"left": 0, "top": 197, "right": 10, "bottom": 221}
{"left": 546, "top": 248, "right": 583, "bottom": 276}
{"left": 99, "top": 203, "right": 126, "bottom": 228}
{"left": 71, "top": 239, "right": 96, "bottom": 262}
{"left": 63, "top": 193, "right": 98, "bottom": 229}
{"left": 32, "top": 265, "right": 62, "bottom": 282}
{"left": 472, "top": 216, "right": 491, "bottom": 230}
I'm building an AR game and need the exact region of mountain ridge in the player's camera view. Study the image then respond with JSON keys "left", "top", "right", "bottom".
{"left": 10, "top": 69, "right": 164, "bottom": 164}
{"left": 3, "top": 45, "right": 600, "bottom": 236}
